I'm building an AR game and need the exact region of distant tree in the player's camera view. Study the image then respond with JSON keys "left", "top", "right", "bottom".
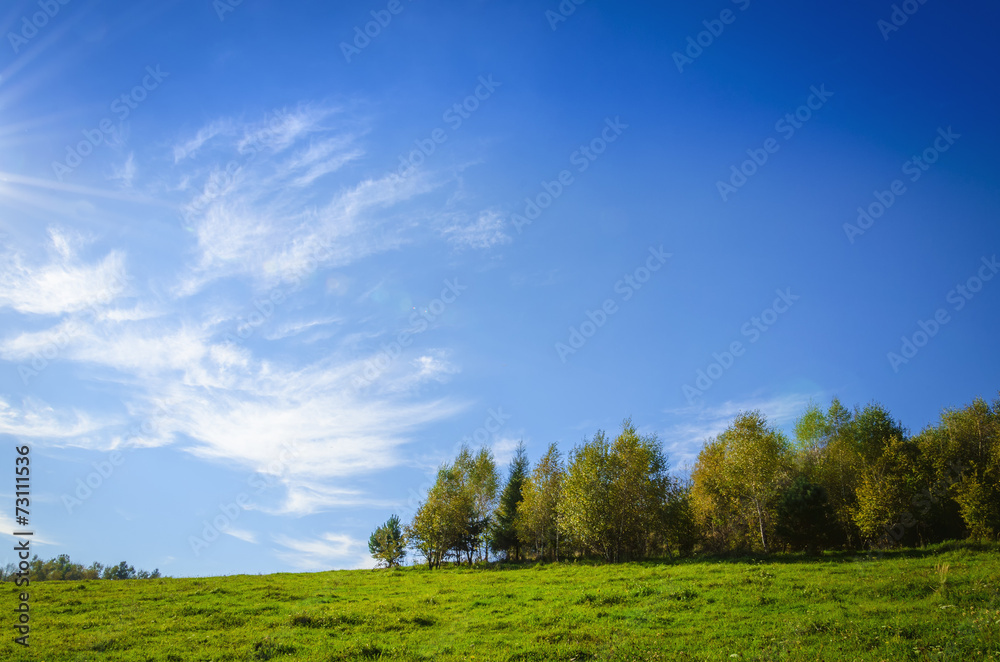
{"left": 491, "top": 442, "right": 529, "bottom": 561}
{"left": 691, "top": 411, "right": 791, "bottom": 553}
{"left": 853, "top": 435, "right": 921, "bottom": 547}
{"left": 104, "top": 561, "right": 136, "bottom": 580}
{"left": 455, "top": 445, "right": 499, "bottom": 563}
{"left": 723, "top": 411, "right": 793, "bottom": 553}
{"left": 0, "top": 557, "right": 159, "bottom": 582}
{"left": 661, "top": 474, "right": 699, "bottom": 557}
{"left": 368, "top": 514, "right": 407, "bottom": 568}
{"left": 559, "top": 431, "right": 614, "bottom": 559}
{"left": 691, "top": 435, "right": 749, "bottom": 553}
{"left": 559, "top": 420, "right": 674, "bottom": 562}
{"left": 915, "top": 395, "right": 999, "bottom": 541}
{"left": 516, "top": 443, "right": 564, "bottom": 561}
{"left": 775, "top": 476, "right": 836, "bottom": 552}
{"left": 406, "top": 463, "right": 474, "bottom": 569}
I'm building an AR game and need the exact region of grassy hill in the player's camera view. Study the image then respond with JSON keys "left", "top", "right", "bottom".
{"left": 3, "top": 542, "right": 999, "bottom": 661}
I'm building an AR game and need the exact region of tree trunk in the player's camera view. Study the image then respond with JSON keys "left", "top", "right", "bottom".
{"left": 754, "top": 498, "right": 769, "bottom": 553}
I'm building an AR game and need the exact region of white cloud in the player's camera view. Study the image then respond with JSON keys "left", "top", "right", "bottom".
{"left": 173, "top": 119, "right": 232, "bottom": 162}
{"left": 0, "top": 100, "right": 490, "bottom": 535}
{"left": 0, "top": 397, "right": 109, "bottom": 443}
{"left": 0, "top": 512, "right": 60, "bottom": 547}
{"left": 223, "top": 528, "right": 258, "bottom": 544}
{"left": 236, "top": 104, "right": 338, "bottom": 155}
{"left": 0, "top": 229, "right": 127, "bottom": 315}
{"left": 172, "top": 105, "right": 441, "bottom": 297}
{"left": 264, "top": 316, "right": 342, "bottom": 341}
{"left": 492, "top": 435, "right": 523, "bottom": 468}
{"left": 272, "top": 532, "right": 372, "bottom": 570}
{"left": 109, "top": 153, "right": 136, "bottom": 187}
{"left": 440, "top": 209, "right": 511, "bottom": 250}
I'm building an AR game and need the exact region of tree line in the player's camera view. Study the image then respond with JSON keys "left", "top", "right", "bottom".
{"left": 370, "top": 392, "right": 999, "bottom": 568}
{"left": 0, "top": 555, "right": 162, "bottom": 581}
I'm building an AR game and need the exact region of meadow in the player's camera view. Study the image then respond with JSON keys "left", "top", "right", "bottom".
{"left": 3, "top": 542, "right": 999, "bottom": 662}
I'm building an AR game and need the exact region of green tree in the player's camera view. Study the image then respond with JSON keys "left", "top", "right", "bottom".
{"left": 516, "top": 443, "right": 564, "bottom": 561}
{"left": 491, "top": 441, "right": 529, "bottom": 561}
{"left": 456, "top": 445, "right": 499, "bottom": 563}
{"left": 405, "top": 464, "right": 474, "bottom": 569}
{"left": 691, "top": 435, "right": 749, "bottom": 553}
{"left": 916, "top": 395, "right": 1000, "bottom": 541}
{"left": 558, "top": 420, "right": 674, "bottom": 562}
{"left": 775, "top": 476, "right": 836, "bottom": 552}
{"left": 793, "top": 399, "right": 906, "bottom": 548}
{"left": 852, "top": 435, "right": 921, "bottom": 546}
{"left": 368, "top": 514, "right": 407, "bottom": 568}
{"left": 692, "top": 411, "right": 791, "bottom": 553}
{"left": 661, "top": 474, "right": 699, "bottom": 556}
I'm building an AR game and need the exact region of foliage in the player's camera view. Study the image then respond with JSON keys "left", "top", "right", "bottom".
{"left": 558, "top": 420, "right": 677, "bottom": 562}
{"left": 400, "top": 392, "right": 1000, "bottom": 564}
{"left": 490, "top": 441, "right": 529, "bottom": 560}
{"left": 516, "top": 442, "right": 564, "bottom": 561}
{"left": 774, "top": 476, "right": 836, "bottom": 551}
{"left": 691, "top": 411, "right": 792, "bottom": 553}
{"left": 368, "top": 514, "right": 406, "bottom": 568}
{"left": 0, "top": 555, "right": 160, "bottom": 582}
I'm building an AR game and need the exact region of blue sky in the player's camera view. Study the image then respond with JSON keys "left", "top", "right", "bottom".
{"left": 0, "top": 0, "right": 998, "bottom": 575}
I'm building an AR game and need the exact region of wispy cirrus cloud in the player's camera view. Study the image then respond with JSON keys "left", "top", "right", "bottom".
{"left": 0, "top": 98, "right": 491, "bottom": 528}
{"left": 170, "top": 104, "right": 442, "bottom": 297}
{"left": 439, "top": 209, "right": 511, "bottom": 250}
{"left": 0, "top": 396, "right": 109, "bottom": 443}
{"left": 0, "top": 228, "right": 127, "bottom": 315}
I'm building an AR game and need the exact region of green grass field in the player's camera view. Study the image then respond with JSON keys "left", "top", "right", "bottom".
{"left": 3, "top": 542, "right": 999, "bottom": 661}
